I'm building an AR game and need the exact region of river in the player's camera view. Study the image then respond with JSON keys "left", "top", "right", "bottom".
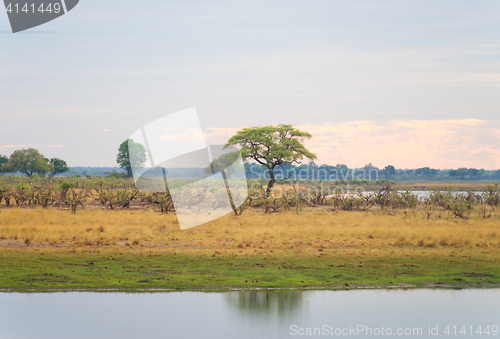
{"left": 0, "top": 289, "right": 498, "bottom": 338}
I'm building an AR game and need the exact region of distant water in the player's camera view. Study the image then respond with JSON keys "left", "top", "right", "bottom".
{"left": 0, "top": 289, "right": 498, "bottom": 338}
{"left": 404, "top": 191, "right": 482, "bottom": 200}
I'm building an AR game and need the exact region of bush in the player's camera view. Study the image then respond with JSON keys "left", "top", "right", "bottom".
{"left": 58, "top": 182, "right": 75, "bottom": 190}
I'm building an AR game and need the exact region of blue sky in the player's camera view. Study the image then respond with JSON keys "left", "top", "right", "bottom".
{"left": 1, "top": 0, "right": 499, "bottom": 167}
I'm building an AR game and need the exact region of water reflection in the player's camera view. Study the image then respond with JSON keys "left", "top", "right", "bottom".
{"left": 225, "top": 291, "right": 303, "bottom": 317}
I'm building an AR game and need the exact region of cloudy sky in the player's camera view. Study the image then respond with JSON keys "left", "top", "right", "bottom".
{"left": 1, "top": 0, "right": 499, "bottom": 169}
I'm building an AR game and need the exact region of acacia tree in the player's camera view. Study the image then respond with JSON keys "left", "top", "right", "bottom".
{"left": 0, "top": 148, "right": 53, "bottom": 177}
{"left": 116, "top": 139, "right": 147, "bottom": 178}
{"left": 226, "top": 124, "right": 316, "bottom": 197}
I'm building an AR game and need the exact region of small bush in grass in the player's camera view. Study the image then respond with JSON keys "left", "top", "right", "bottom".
{"left": 58, "top": 182, "right": 75, "bottom": 190}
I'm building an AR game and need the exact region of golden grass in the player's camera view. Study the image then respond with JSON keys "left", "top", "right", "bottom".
{"left": 1, "top": 207, "right": 500, "bottom": 252}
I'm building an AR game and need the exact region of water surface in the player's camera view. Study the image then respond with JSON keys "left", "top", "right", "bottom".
{"left": 0, "top": 289, "right": 498, "bottom": 338}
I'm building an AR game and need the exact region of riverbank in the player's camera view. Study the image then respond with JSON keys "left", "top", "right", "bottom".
{"left": 1, "top": 245, "right": 499, "bottom": 292}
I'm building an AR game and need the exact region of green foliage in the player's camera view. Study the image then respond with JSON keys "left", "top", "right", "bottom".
{"left": 62, "top": 189, "right": 88, "bottom": 213}
{"left": 332, "top": 192, "right": 372, "bottom": 211}
{"left": 445, "top": 192, "right": 476, "bottom": 219}
{"left": 17, "top": 183, "right": 29, "bottom": 190}
{"left": 428, "top": 188, "right": 483, "bottom": 219}
{"left": 145, "top": 192, "right": 175, "bottom": 214}
{"left": 448, "top": 168, "right": 485, "bottom": 181}
{"left": 109, "top": 189, "right": 141, "bottom": 209}
{"left": 414, "top": 167, "right": 438, "bottom": 177}
{"left": 226, "top": 124, "right": 316, "bottom": 196}
{"left": 384, "top": 165, "right": 396, "bottom": 179}
{"left": 0, "top": 148, "right": 53, "bottom": 177}
{"left": 59, "top": 181, "right": 75, "bottom": 190}
{"left": 49, "top": 158, "right": 70, "bottom": 175}
{"left": 116, "top": 139, "right": 147, "bottom": 178}
{"left": 373, "top": 186, "right": 398, "bottom": 209}
{"left": 484, "top": 184, "right": 500, "bottom": 209}
{"left": 13, "top": 183, "right": 33, "bottom": 206}
{"left": 106, "top": 170, "right": 128, "bottom": 179}
{"left": 0, "top": 154, "right": 8, "bottom": 169}
{"left": 205, "top": 151, "right": 241, "bottom": 178}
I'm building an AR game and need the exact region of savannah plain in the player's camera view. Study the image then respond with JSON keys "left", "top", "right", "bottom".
{"left": 1, "top": 179, "right": 499, "bottom": 292}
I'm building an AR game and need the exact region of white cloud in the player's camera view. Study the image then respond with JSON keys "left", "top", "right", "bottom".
{"left": 1, "top": 144, "right": 66, "bottom": 148}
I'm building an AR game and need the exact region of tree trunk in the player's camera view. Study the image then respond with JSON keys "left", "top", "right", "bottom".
{"left": 221, "top": 170, "right": 238, "bottom": 216}
{"left": 266, "top": 168, "right": 275, "bottom": 198}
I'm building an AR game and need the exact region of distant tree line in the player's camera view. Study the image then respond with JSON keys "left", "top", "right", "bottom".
{"left": 2, "top": 145, "right": 500, "bottom": 183}
{"left": 244, "top": 162, "right": 500, "bottom": 182}
{"left": 66, "top": 167, "right": 127, "bottom": 178}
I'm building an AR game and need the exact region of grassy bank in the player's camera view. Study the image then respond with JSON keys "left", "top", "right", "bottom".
{"left": 0, "top": 248, "right": 499, "bottom": 291}
{"left": 1, "top": 208, "right": 499, "bottom": 291}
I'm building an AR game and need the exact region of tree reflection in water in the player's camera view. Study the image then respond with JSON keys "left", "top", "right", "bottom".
{"left": 225, "top": 291, "right": 304, "bottom": 317}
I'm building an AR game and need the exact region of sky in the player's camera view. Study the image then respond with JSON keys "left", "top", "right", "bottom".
{"left": 1, "top": 0, "right": 499, "bottom": 169}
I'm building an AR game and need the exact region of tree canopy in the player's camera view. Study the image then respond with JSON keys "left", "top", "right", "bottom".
{"left": 384, "top": 165, "right": 396, "bottom": 179}
{"left": 204, "top": 150, "right": 241, "bottom": 178}
{"left": 49, "top": 158, "right": 70, "bottom": 176}
{"left": 0, "top": 154, "right": 8, "bottom": 168}
{"left": 225, "top": 124, "right": 316, "bottom": 196}
{"left": 0, "top": 148, "right": 53, "bottom": 177}
{"left": 117, "top": 139, "right": 147, "bottom": 178}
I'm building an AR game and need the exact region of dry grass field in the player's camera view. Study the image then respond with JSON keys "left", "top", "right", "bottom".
{"left": 1, "top": 207, "right": 499, "bottom": 252}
